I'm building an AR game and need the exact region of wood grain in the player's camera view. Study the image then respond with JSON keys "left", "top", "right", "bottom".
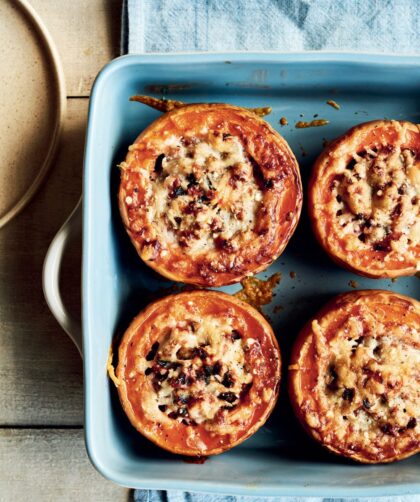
{"left": 0, "top": 429, "right": 131, "bottom": 501}
{"left": 0, "top": 99, "right": 86, "bottom": 426}
{"left": 30, "top": 0, "right": 121, "bottom": 97}
{"left": 0, "top": 3, "right": 130, "bottom": 498}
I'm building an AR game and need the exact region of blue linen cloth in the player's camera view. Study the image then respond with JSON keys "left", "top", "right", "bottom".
{"left": 122, "top": 1, "right": 420, "bottom": 500}
{"left": 122, "top": 0, "right": 420, "bottom": 54}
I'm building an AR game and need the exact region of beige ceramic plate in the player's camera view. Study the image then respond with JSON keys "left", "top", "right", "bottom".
{"left": 0, "top": 0, "right": 65, "bottom": 228}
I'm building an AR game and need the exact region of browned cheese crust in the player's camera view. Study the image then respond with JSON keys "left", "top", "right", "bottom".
{"left": 289, "top": 290, "right": 420, "bottom": 463}
{"left": 115, "top": 290, "right": 281, "bottom": 456}
{"left": 119, "top": 104, "right": 302, "bottom": 286}
{"left": 309, "top": 120, "right": 420, "bottom": 278}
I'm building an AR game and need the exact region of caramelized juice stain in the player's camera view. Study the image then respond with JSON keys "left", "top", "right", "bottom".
{"left": 234, "top": 273, "right": 281, "bottom": 311}
{"left": 295, "top": 119, "right": 329, "bottom": 129}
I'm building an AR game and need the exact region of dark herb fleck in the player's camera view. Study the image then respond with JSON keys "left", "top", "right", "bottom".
{"left": 154, "top": 154, "right": 165, "bottom": 175}
{"left": 152, "top": 380, "right": 161, "bottom": 392}
{"left": 327, "top": 365, "right": 339, "bottom": 391}
{"left": 171, "top": 186, "right": 187, "bottom": 198}
{"left": 231, "top": 330, "right": 242, "bottom": 341}
{"left": 203, "top": 365, "right": 213, "bottom": 377}
{"left": 176, "top": 373, "right": 192, "bottom": 387}
{"left": 342, "top": 388, "right": 355, "bottom": 402}
{"left": 157, "top": 359, "right": 172, "bottom": 368}
{"left": 196, "top": 368, "right": 210, "bottom": 385}
{"left": 193, "top": 347, "right": 208, "bottom": 359}
{"left": 187, "top": 173, "right": 198, "bottom": 186}
{"left": 154, "top": 372, "right": 168, "bottom": 383}
{"left": 212, "top": 361, "right": 222, "bottom": 375}
{"left": 374, "top": 242, "right": 389, "bottom": 252}
{"left": 346, "top": 158, "right": 356, "bottom": 170}
{"left": 407, "top": 417, "right": 417, "bottom": 429}
{"left": 146, "top": 342, "right": 159, "bottom": 361}
{"left": 380, "top": 423, "right": 395, "bottom": 435}
{"left": 198, "top": 193, "right": 209, "bottom": 203}
{"left": 222, "top": 371, "right": 234, "bottom": 389}
{"left": 178, "top": 407, "right": 188, "bottom": 417}
{"left": 263, "top": 178, "right": 274, "bottom": 189}
{"left": 176, "top": 394, "right": 191, "bottom": 405}
{"left": 218, "top": 392, "right": 237, "bottom": 404}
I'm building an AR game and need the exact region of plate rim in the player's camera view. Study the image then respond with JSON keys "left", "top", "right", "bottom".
{"left": 0, "top": 0, "right": 67, "bottom": 229}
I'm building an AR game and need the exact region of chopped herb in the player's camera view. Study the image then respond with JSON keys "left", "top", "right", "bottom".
{"left": 231, "top": 329, "right": 242, "bottom": 341}
{"left": 157, "top": 359, "right": 172, "bottom": 368}
{"left": 222, "top": 371, "right": 235, "bottom": 388}
{"left": 171, "top": 186, "right": 186, "bottom": 198}
{"left": 146, "top": 342, "right": 159, "bottom": 361}
{"left": 342, "top": 388, "right": 355, "bottom": 402}
{"left": 154, "top": 372, "right": 168, "bottom": 382}
{"left": 193, "top": 347, "right": 208, "bottom": 359}
{"left": 212, "top": 361, "right": 222, "bottom": 375}
{"left": 177, "top": 407, "right": 188, "bottom": 417}
{"left": 407, "top": 418, "right": 417, "bottom": 429}
{"left": 186, "top": 173, "right": 197, "bottom": 186}
{"left": 154, "top": 154, "right": 165, "bottom": 174}
{"left": 218, "top": 392, "right": 237, "bottom": 403}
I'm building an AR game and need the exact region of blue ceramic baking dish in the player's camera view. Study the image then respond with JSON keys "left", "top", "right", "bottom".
{"left": 81, "top": 53, "right": 420, "bottom": 495}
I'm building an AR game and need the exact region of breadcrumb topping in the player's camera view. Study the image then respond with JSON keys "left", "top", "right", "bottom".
{"left": 147, "top": 133, "right": 263, "bottom": 255}
{"left": 297, "top": 294, "right": 420, "bottom": 461}
{"left": 331, "top": 147, "right": 419, "bottom": 256}
{"left": 134, "top": 307, "right": 259, "bottom": 430}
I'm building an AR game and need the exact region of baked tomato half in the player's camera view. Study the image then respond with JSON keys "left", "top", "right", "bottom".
{"left": 309, "top": 120, "right": 419, "bottom": 278}
{"left": 114, "top": 290, "right": 281, "bottom": 456}
{"left": 119, "top": 103, "right": 302, "bottom": 286}
{"left": 289, "top": 289, "right": 420, "bottom": 463}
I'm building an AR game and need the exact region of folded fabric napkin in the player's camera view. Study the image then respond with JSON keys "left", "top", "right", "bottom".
{"left": 122, "top": 1, "right": 419, "bottom": 500}
{"left": 122, "top": 0, "right": 420, "bottom": 54}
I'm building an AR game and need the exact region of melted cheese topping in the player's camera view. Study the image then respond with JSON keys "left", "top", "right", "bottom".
{"left": 146, "top": 133, "right": 263, "bottom": 254}
{"left": 135, "top": 307, "right": 257, "bottom": 430}
{"left": 311, "top": 304, "right": 419, "bottom": 458}
{"left": 331, "top": 147, "right": 419, "bottom": 256}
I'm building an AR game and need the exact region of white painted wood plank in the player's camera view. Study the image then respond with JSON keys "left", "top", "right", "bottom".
{"left": 0, "top": 429, "right": 130, "bottom": 501}
{"left": 30, "top": 0, "right": 121, "bottom": 96}
{"left": 0, "top": 99, "right": 87, "bottom": 425}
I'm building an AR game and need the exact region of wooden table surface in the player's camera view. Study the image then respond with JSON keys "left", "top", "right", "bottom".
{"left": 0, "top": 1, "right": 131, "bottom": 500}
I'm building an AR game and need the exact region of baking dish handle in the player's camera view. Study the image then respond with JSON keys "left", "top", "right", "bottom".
{"left": 42, "top": 197, "right": 83, "bottom": 357}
